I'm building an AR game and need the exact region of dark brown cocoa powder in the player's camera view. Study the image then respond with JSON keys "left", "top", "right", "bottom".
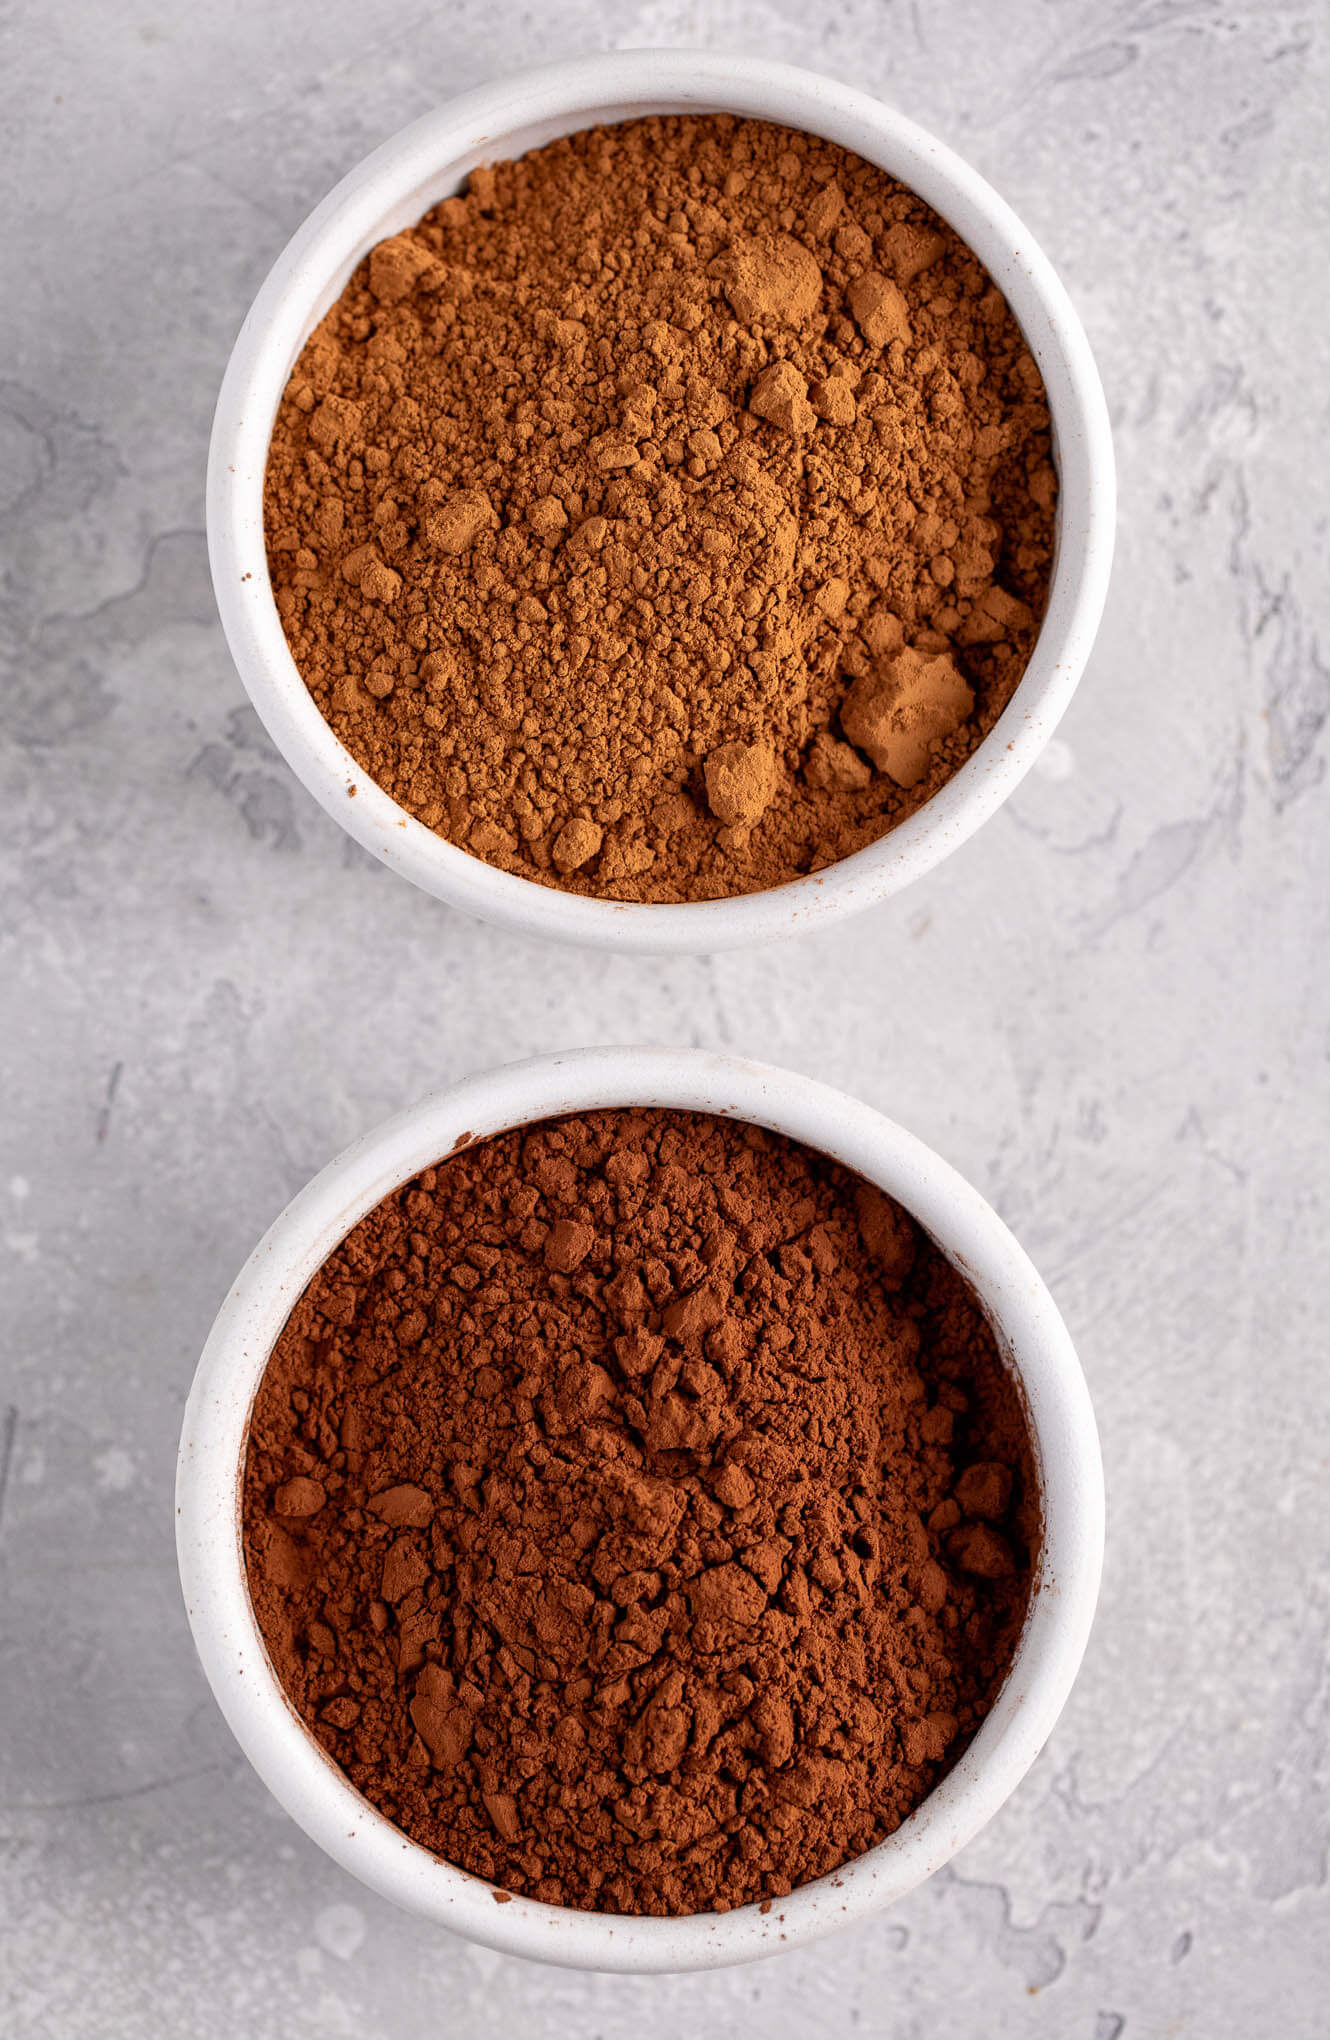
{"left": 243, "top": 1110, "right": 1038, "bottom": 1915}
{"left": 264, "top": 115, "right": 1056, "bottom": 903}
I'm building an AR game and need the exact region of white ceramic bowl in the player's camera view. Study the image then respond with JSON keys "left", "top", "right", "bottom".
{"left": 207, "top": 50, "right": 1114, "bottom": 955}
{"left": 176, "top": 1047, "right": 1104, "bottom": 1971}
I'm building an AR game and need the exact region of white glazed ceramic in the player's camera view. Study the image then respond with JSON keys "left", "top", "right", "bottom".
{"left": 176, "top": 1047, "right": 1104, "bottom": 1972}
{"left": 207, "top": 51, "right": 1115, "bottom": 955}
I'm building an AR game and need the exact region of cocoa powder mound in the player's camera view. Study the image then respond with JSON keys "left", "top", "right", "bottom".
{"left": 243, "top": 1110, "right": 1039, "bottom": 1916}
{"left": 264, "top": 115, "right": 1056, "bottom": 903}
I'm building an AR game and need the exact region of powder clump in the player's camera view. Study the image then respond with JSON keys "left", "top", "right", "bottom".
{"left": 703, "top": 739, "right": 778, "bottom": 828}
{"left": 841, "top": 646, "right": 975, "bottom": 788}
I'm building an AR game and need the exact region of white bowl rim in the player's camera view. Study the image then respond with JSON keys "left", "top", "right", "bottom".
{"left": 206, "top": 48, "right": 1116, "bottom": 955}
{"left": 175, "top": 1046, "right": 1104, "bottom": 1972}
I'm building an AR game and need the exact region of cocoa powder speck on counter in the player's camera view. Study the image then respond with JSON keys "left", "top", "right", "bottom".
{"left": 264, "top": 114, "right": 1056, "bottom": 904}
{"left": 243, "top": 1109, "right": 1039, "bottom": 1917}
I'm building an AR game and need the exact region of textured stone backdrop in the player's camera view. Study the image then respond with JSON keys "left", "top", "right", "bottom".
{"left": 2, "top": 2, "right": 1326, "bottom": 2033}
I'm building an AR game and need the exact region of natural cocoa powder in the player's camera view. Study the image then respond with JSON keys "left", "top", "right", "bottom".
{"left": 264, "top": 115, "right": 1056, "bottom": 903}
{"left": 243, "top": 1109, "right": 1039, "bottom": 1915}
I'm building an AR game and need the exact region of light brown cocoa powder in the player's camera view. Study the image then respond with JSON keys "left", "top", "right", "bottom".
{"left": 265, "top": 115, "right": 1056, "bottom": 902}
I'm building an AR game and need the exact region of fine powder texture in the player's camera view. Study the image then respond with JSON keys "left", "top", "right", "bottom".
{"left": 264, "top": 115, "right": 1057, "bottom": 903}
{"left": 243, "top": 1110, "right": 1039, "bottom": 1917}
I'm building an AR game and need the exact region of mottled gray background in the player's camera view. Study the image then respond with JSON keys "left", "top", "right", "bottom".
{"left": 2, "top": 0, "right": 1326, "bottom": 2033}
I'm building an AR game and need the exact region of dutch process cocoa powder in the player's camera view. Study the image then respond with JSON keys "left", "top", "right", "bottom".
{"left": 264, "top": 115, "right": 1056, "bottom": 903}
{"left": 243, "top": 1110, "right": 1039, "bottom": 1916}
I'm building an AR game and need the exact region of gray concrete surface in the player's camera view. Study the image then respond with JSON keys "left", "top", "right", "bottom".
{"left": 2, "top": 2, "right": 1327, "bottom": 2034}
